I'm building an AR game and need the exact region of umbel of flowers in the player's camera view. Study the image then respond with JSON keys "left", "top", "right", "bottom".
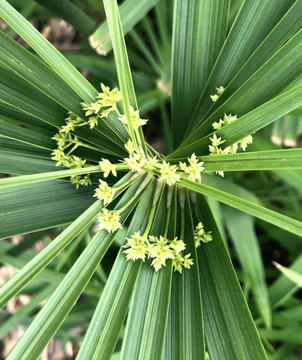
{"left": 51, "top": 83, "right": 255, "bottom": 273}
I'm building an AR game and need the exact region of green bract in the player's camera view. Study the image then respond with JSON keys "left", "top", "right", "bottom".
{"left": 0, "top": 0, "right": 302, "bottom": 359}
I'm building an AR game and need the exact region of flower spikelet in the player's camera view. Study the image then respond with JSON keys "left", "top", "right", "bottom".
{"left": 123, "top": 231, "right": 149, "bottom": 261}
{"left": 144, "top": 156, "right": 159, "bottom": 171}
{"left": 148, "top": 236, "right": 175, "bottom": 272}
{"left": 159, "top": 161, "right": 180, "bottom": 186}
{"left": 124, "top": 139, "right": 135, "bottom": 155}
{"left": 99, "top": 159, "right": 117, "bottom": 178}
{"left": 119, "top": 106, "right": 148, "bottom": 130}
{"left": 194, "top": 222, "right": 213, "bottom": 247}
{"left": 179, "top": 153, "right": 204, "bottom": 182}
{"left": 97, "top": 83, "right": 121, "bottom": 111}
{"left": 210, "top": 86, "right": 225, "bottom": 102}
{"left": 97, "top": 208, "right": 122, "bottom": 232}
{"left": 94, "top": 180, "right": 116, "bottom": 205}
{"left": 124, "top": 151, "right": 147, "bottom": 174}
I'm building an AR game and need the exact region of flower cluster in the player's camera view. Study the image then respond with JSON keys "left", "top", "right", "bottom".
{"left": 94, "top": 180, "right": 116, "bottom": 205}
{"left": 119, "top": 106, "right": 148, "bottom": 130}
{"left": 209, "top": 113, "right": 253, "bottom": 176}
{"left": 194, "top": 222, "right": 213, "bottom": 247}
{"left": 210, "top": 86, "right": 225, "bottom": 102}
{"left": 121, "top": 152, "right": 204, "bottom": 187}
{"left": 51, "top": 83, "right": 123, "bottom": 186}
{"left": 179, "top": 153, "right": 205, "bottom": 182}
{"left": 51, "top": 112, "right": 91, "bottom": 187}
{"left": 123, "top": 232, "right": 193, "bottom": 273}
{"left": 97, "top": 208, "right": 122, "bottom": 232}
{"left": 99, "top": 159, "right": 117, "bottom": 178}
{"left": 81, "top": 83, "right": 121, "bottom": 124}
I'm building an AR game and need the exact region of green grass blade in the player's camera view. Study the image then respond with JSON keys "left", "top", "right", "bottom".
{"left": 6, "top": 230, "right": 115, "bottom": 360}
{"left": 121, "top": 262, "right": 173, "bottom": 360}
{"left": 0, "top": 112, "right": 56, "bottom": 150}
{"left": 163, "top": 197, "right": 205, "bottom": 360}
{"left": 0, "top": 166, "right": 101, "bottom": 188}
{"left": 76, "top": 182, "right": 155, "bottom": 360}
{"left": 273, "top": 262, "right": 302, "bottom": 288}
{"left": 189, "top": 0, "right": 295, "bottom": 127}
{"left": 197, "top": 149, "right": 302, "bottom": 172}
{"left": 0, "top": 138, "right": 56, "bottom": 175}
{"left": 0, "top": 200, "right": 102, "bottom": 309}
{"left": 120, "top": 186, "right": 172, "bottom": 360}
{"left": 225, "top": 208, "right": 271, "bottom": 328}
{"left": 0, "top": 180, "right": 96, "bottom": 240}
{"left": 0, "top": 0, "right": 97, "bottom": 103}
{"left": 171, "top": 0, "right": 229, "bottom": 147}
{"left": 187, "top": 26, "right": 302, "bottom": 140}
{"left": 34, "top": 0, "right": 97, "bottom": 36}
{"left": 103, "top": 0, "right": 147, "bottom": 152}
{"left": 269, "top": 255, "right": 302, "bottom": 307}
{"left": 0, "top": 30, "right": 83, "bottom": 116}
{"left": 196, "top": 195, "right": 268, "bottom": 360}
{"left": 0, "top": 245, "right": 101, "bottom": 299}
{"left": 187, "top": 0, "right": 302, "bottom": 134}
{"left": 0, "top": 285, "right": 55, "bottom": 339}
{"left": 170, "top": 80, "right": 302, "bottom": 158}
{"left": 0, "top": 81, "right": 64, "bottom": 127}
{"left": 90, "top": 0, "right": 159, "bottom": 55}
{"left": 179, "top": 177, "right": 302, "bottom": 237}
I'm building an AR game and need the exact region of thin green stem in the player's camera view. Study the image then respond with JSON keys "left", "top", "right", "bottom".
{"left": 143, "top": 206, "right": 157, "bottom": 237}
{"left": 117, "top": 173, "right": 154, "bottom": 213}
{"left": 164, "top": 207, "right": 172, "bottom": 238}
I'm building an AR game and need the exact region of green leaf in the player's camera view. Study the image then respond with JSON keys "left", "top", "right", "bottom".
{"left": 163, "top": 196, "right": 205, "bottom": 360}
{"left": 0, "top": 111, "right": 56, "bottom": 150}
{"left": 188, "top": 0, "right": 295, "bottom": 129}
{"left": 273, "top": 262, "right": 302, "bottom": 288}
{"left": 248, "top": 134, "right": 302, "bottom": 196}
{"left": 205, "top": 1, "right": 302, "bottom": 123}
{"left": 34, "top": 0, "right": 97, "bottom": 35}
{"left": 102, "top": 0, "right": 147, "bottom": 153}
{"left": 269, "top": 255, "right": 302, "bottom": 308}
{"left": 120, "top": 185, "right": 172, "bottom": 360}
{"left": 90, "top": 0, "right": 159, "bottom": 55}
{"left": 0, "top": 63, "right": 65, "bottom": 126}
{"left": 63, "top": 52, "right": 154, "bottom": 92}
{"left": 0, "top": 166, "right": 101, "bottom": 188}
{"left": 197, "top": 149, "right": 302, "bottom": 172}
{"left": 186, "top": 26, "right": 302, "bottom": 141}
{"left": 6, "top": 230, "right": 115, "bottom": 360}
{"left": 170, "top": 80, "right": 302, "bottom": 158}
{"left": 0, "top": 180, "right": 96, "bottom": 240}
{"left": 171, "top": 0, "right": 229, "bottom": 147}
{"left": 0, "top": 199, "right": 102, "bottom": 309}
{"left": 0, "top": 243, "right": 101, "bottom": 298}
{"left": 76, "top": 181, "right": 155, "bottom": 360}
{"left": 179, "top": 177, "right": 302, "bottom": 237}
{"left": 0, "top": 0, "right": 97, "bottom": 103}
{"left": 0, "top": 79, "right": 64, "bottom": 127}
{"left": 122, "top": 262, "right": 173, "bottom": 360}
{"left": 0, "top": 30, "right": 83, "bottom": 115}
{"left": 0, "top": 285, "right": 55, "bottom": 339}
{"left": 196, "top": 195, "right": 268, "bottom": 360}
{"left": 225, "top": 208, "right": 271, "bottom": 328}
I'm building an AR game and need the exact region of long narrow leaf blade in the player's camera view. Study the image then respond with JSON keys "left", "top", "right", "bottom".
{"left": 196, "top": 195, "right": 268, "bottom": 359}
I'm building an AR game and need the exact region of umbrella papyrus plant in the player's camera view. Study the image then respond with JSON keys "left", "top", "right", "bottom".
{"left": 0, "top": 0, "right": 302, "bottom": 359}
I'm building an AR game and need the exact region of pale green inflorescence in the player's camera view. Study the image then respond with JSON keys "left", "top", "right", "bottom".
{"left": 209, "top": 88, "right": 254, "bottom": 176}
{"left": 194, "top": 222, "right": 213, "bottom": 247}
{"left": 210, "top": 86, "right": 225, "bottom": 102}
{"left": 123, "top": 232, "right": 193, "bottom": 273}
{"left": 51, "top": 83, "right": 219, "bottom": 273}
